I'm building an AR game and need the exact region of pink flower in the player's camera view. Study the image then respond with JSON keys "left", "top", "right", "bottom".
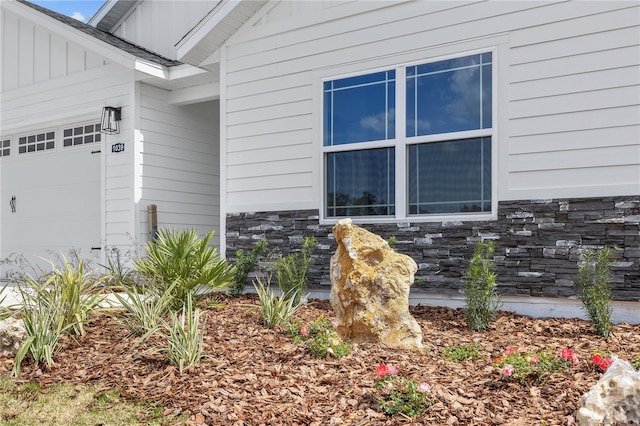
{"left": 300, "top": 325, "right": 309, "bottom": 336}
{"left": 560, "top": 348, "right": 574, "bottom": 361}
{"left": 418, "top": 382, "right": 431, "bottom": 393}
{"left": 501, "top": 365, "right": 515, "bottom": 376}
{"left": 572, "top": 354, "right": 579, "bottom": 366}
{"left": 525, "top": 356, "right": 539, "bottom": 364}
{"left": 504, "top": 347, "right": 515, "bottom": 356}
{"left": 331, "top": 320, "right": 339, "bottom": 330}
{"left": 387, "top": 364, "right": 398, "bottom": 375}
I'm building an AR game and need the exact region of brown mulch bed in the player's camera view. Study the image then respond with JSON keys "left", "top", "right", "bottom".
{"left": 2, "top": 294, "right": 639, "bottom": 425}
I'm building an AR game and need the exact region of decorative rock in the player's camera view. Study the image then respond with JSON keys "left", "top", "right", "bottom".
{"left": 575, "top": 358, "right": 640, "bottom": 426}
{"left": 329, "top": 218, "right": 423, "bottom": 350}
{"left": 0, "top": 317, "right": 27, "bottom": 357}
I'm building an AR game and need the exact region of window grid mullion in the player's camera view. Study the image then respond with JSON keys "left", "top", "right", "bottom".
{"left": 395, "top": 65, "right": 406, "bottom": 220}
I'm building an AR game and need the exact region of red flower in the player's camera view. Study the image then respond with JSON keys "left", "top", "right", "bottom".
{"left": 504, "top": 347, "right": 515, "bottom": 356}
{"left": 376, "top": 364, "right": 390, "bottom": 378}
{"left": 300, "top": 325, "right": 309, "bottom": 336}
{"left": 592, "top": 354, "right": 612, "bottom": 371}
{"left": 375, "top": 364, "right": 397, "bottom": 378}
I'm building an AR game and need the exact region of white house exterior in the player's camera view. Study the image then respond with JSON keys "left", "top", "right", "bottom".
{"left": 1, "top": 0, "right": 639, "bottom": 318}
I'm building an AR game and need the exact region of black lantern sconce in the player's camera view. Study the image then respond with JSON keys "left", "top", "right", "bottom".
{"left": 100, "top": 106, "right": 121, "bottom": 135}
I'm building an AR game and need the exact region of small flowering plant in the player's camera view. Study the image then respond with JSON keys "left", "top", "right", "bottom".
{"left": 591, "top": 353, "right": 614, "bottom": 371}
{"left": 493, "top": 347, "right": 579, "bottom": 385}
{"left": 291, "top": 317, "right": 350, "bottom": 358}
{"left": 374, "top": 364, "right": 433, "bottom": 417}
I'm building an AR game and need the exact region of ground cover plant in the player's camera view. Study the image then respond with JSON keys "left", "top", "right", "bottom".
{"left": 2, "top": 294, "right": 639, "bottom": 425}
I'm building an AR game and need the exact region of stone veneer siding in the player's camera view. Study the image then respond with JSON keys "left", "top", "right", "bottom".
{"left": 225, "top": 196, "right": 640, "bottom": 301}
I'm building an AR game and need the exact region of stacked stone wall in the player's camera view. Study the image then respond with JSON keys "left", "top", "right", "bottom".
{"left": 225, "top": 196, "right": 640, "bottom": 301}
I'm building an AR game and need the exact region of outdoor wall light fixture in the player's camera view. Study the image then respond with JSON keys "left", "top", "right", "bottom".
{"left": 100, "top": 106, "right": 121, "bottom": 135}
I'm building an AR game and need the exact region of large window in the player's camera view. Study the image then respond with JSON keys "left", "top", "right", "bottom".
{"left": 323, "top": 51, "right": 493, "bottom": 219}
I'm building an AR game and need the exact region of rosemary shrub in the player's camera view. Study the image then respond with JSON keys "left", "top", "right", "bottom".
{"left": 229, "top": 238, "right": 268, "bottom": 298}
{"left": 578, "top": 247, "right": 614, "bottom": 338}
{"left": 463, "top": 241, "right": 500, "bottom": 330}
{"left": 275, "top": 236, "right": 317, "bottom": 304}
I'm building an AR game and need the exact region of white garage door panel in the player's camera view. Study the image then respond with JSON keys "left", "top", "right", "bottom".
{"left": 1, "top": 146, "right": 101, "bottom": 274}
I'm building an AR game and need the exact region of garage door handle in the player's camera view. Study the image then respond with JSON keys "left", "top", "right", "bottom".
{"left": 91, "top": 150, "right": 101, "bottom": 154}
{"left": 91, "top": 246, "right": 101, "bottom": 250}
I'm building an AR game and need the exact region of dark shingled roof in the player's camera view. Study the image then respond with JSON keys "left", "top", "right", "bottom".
{"left": 18, "top": 0, "right": 182, "bottom": 67}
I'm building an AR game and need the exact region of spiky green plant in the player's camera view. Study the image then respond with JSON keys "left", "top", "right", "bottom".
{"left": 252, "top": 275, "right": 304, "bottom": 329}
{"left": 578, "top": 247, "right": 614, "bottom": 338}
{"left": 46, "top": 257, "right": 106, "bottom": 336}
{"left": 12, "top": 278, "right": 68, "bottom": 377}
{"left": 275, "top": 236, "right": 316, "bottom": 304}
{"left": 463, "top": 241, "right": 500, "bottom": 330}
{"left": 112, "top": 281, "right": 177, "bottom": 337}
{"left": 134, "top": 228, "right": 235, "bottom": 310}
{"left": 230, "top": 238, "right": 268, "bottom": 298}
{"left": 166, "top": 292, "right": 205, "bottom": 373}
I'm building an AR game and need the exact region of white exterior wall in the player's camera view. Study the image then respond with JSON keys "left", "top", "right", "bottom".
{"left": 221, "top": 0, "right": 640, "bottom": 215}
{"left": 111, "top": 0, "right": 220, "bottom": 60}
{"left": 137, "top": 84, "right": 221, "bottom": 246}
{"left": 1, "top": 6, "right": 138, "bottom": 269}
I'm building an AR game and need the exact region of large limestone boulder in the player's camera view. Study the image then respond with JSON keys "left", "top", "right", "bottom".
{"left": 0, "top": 317, "right": 27, "bottom": 357}
{"left": 329, "top": 218, "right": 423, "bottom": 350}
{"left": 575, "top": 358, "right": 640, "bottom": 426}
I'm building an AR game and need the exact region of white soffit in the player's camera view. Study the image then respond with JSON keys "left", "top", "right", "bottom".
{"left": 176, "top": 0, "right": 267, "bottom": 66}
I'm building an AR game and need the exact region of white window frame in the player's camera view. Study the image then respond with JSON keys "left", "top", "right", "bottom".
{"left": 320, "top": 48, "right": 498, "bottom": 224}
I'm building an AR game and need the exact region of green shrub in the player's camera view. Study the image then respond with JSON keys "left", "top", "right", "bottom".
{"left": 463, "top": 241, "right": 500, "bottom": 330}
{"left": 493, "top": 347, "right": 579, "bottom": 385}
{"left": 251, "top": 276, "right": 304, "bottom": 328}
{"left": 275, "top": 236, "right": 317, "bottom": 304}
{"left": 134, "top": 228, "right": 235, "bottom": 310}
{"left": 374, "top": 364, "right": 433, "bottom": 417}
{"left": 443, "top": 342, "right": 483, "bottom": 362}
{"left": 578, "top": 247, "right": 614, "bottom": 338}
{"left": 166, "top": 292, "right": 205, "bottom": 373}
{"left": 229, "top": 238, "right": 268, "bottom": 298}
{"left": 291, "top": 317, "right": 350, "bottom": 358}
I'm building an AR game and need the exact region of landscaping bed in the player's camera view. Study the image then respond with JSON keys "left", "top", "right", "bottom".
{"left": 2, "top": 293, "right": 639, "bottom": 425}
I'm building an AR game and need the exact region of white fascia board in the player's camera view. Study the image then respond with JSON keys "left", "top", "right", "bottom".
{"left": 87, "top": 0, "right": 117, "bottom": 27}
{"left": 175, "top": 0, "right": 240, "bottom": 62}
{"left": 3, "top": 0, "right": 137, "bottom": 69}
{"left": 169, "top": 82, "right": 221, "bottom": 105}
{"left": 134, "top": 60, "right": 208, "bottom": 81}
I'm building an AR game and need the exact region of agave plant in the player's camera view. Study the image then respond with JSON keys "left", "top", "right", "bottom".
{"left": 134, "top": 228, "right": 235, "bottom": 310}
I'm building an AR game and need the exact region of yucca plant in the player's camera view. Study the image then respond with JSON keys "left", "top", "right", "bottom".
{"left": 134, "top": 228, "right": 236, "bottom": 310}
{"left": 166, "top": 292, "right": 205, "bottom": 373}
{"left": 12, "top": 278, "right": 68, "bottom": 377}
{"left": 252, "top": 275, "right": 304, "bottom": 328}
{"left": 463, "top": 241, "right": 500, "bottom": 330}
{"left": 578, "top": 247, "right": 614, "bottom": 338}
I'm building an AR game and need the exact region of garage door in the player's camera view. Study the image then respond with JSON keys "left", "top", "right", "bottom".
{"left": 1, "top": 122, "right": 102, "bottom": 277}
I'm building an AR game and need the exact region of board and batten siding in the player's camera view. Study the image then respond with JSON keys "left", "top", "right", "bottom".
{"left": 0, "top": 7, "right": 107, "bottom": 92}
{"left": 137, "top": 84, "right": 221, "bottom": 246}
{"left": 110, "top": 0, "right": 220, "bottom": 61}
{"left": 221, "top": 0, "right": 640, "bottom": 214}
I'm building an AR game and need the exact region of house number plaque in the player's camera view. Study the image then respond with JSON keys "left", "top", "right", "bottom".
{"left": 111, "top": 143, "right": 125, "bottom": 153}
